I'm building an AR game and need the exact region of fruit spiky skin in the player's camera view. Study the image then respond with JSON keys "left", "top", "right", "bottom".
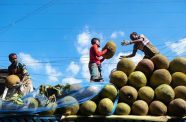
{"left": 117, "top": 58, "right": 135, "bottom": 76}
{"left": 110, "top": 71, "right": 128, "bottom": 89}
{"left": 115, "top": 102, "right": 131, "bottom": 115}
{"left": 100, "top": 84, "right": 117, "bottom": 101}
{"left": 98, "top": 98, "right": 113, "bottom": 115}
{"left": 168, "top": 98, "right": 186, "bottom": 117}
{"left": 5, "top": 75, "right": 20, "bottom": 88}
{"left": 138, "top": 86, "right": 154, "bottom": 104}
{"left": 135, "top": 59, "right": 154, "bottom": 78}
{"left": 149, "top": 101, "right": 167, "bottom": 116}
{"left": 171, "top": 72, "right": 186, "bottom": 88}
{"left": 174, "top": 86, "right": 186, "bottom": 100}
{"left": 57, "top": 96, "right": 79, "bottom": 115}
{"left": 119, "top": 86, "right": 138, "bottom": 105}
{"left": 155, "top": 84, "right": 175, "bottom": 104}
{"left": 128, "top": 71, "right": 147, "bottom": 89}
{"left": 169, "top": 57, "right": 186, "bottom": 74}
{"left": 151, "top": 54, "right": 169, "bottom": 70}
{"left": 131, "top": 100, "right": 149, "bottom": 115}
{"left": 102, "top": 41, "right": 117, "bottom": 59}
{"left": 80, "top": 100, "right": 97, "bottom": 115}
{"left": 150, "top": 69, "right": 172, "bottom": 88}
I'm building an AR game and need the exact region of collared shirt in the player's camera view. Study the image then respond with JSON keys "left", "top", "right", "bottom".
{"left": 133, "top": 34, "right": 159, "bottom": 58}
{"left": 134, "top": 34, "right": 150, "bottom": 51}
{"left": 8, "top": 62, "right": 30, "bottom": 80}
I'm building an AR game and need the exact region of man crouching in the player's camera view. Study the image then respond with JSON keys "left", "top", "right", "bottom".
{"left": 8, "top": 53, "right": 33, "bottom": 96}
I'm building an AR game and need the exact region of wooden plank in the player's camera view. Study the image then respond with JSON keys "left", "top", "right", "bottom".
{"left": 61, "top": 115, "right": 169, "bottom": 122}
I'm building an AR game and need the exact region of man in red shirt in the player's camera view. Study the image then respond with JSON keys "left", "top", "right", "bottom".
{"left": 89, "top": 38, "right": 108, "bottom": 82}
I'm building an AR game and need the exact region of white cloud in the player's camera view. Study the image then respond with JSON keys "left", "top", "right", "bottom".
{"left": 77, "top": 32, "right": 91, "bottom": 48}
{"left": 80, "top": 55, "right": 90, "bottom": 79}
{"left": 166, "top": 38, "right": 186, "bottom": 55}
{"left": 76, "top": 26, "right": 105, "bottom": 55}
{"left": 19, "top": 53, "right": 63, "bottom": 86}
{"left": 111, "top": 31, "right": 125, "bottom": 39}
{"left": 61, "top": 77, "right": 82, "bottom": 84}
{"left": 45, "top": 63, "right": 62, "bottom": 82}
{"left": 77, "top": 47, "right": 89, "bottom": 55}
{"left": 19, "top": 52, "right": 42, "bottom": 70}
{"left": 66, "top": 61, "right": 80, "bottom": 76}
{"left": 76, "top": 31, "right": 90, "bottom": 55}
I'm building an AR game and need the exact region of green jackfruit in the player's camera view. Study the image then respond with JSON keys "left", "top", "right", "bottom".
{"left": 98, "top": 98, "right": 113, "bottom": 115}
{"left": 110, "top": 71, "right": 128, "bottom": 89}
{"left": 155, "top": 84, "right": 175, "bottom": 104}
{"left": 119, "top": 86, "right": 138, "bottom": 105}
{"left": 138, "top": 86, "right": 154, "bottom": 104}
{"left": 128, "top": 71, "right": 147, "bottom": 89}
{"left": 117, "top": 58, "right": 135, "bottom": 76}
{"left": 102, "top": 41, "right": 117, "bottom": 59}
{"left": 151, "top": 54, "right": 169, "bottom": 69}
{"left": 169, "top": 57, "right": 186, "bottom": 74}
{"left": 131, "top": 100, "right": 148, "bottom": 115}
{"left": 115, "top": 102, "right": 131, "bottom": 115}
{"left": 150, "top": 69, "right": 172, "bottom": 88}
{"left": 80, "top": 100, "right": 97, "bottom": 115}
{"left": 149, "top": 101, "right": 167, "bottom": 116}
{"left": 171, "top": 72, "right": 186, "bottom": 87}
{"left": 100, "top": 84, "right": 117, "bottom": 101}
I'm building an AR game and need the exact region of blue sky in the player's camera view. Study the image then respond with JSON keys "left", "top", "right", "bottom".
{"left": 0, "top": 0, "right": 186, "bottom": 88}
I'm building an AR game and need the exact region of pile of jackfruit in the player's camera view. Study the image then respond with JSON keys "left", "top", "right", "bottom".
{"left": 1, "top": 53, "right": 186, "bottom": 117}
{"left": 55, "top": 55, "right": 186, "bottom": 117}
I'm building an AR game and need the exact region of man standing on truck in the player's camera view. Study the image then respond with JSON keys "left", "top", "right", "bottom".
{"left": 120, "top": 32, "right": 159, "bottom": 59}
{"left": 8, "top": 53, "right": 33, "bottom": 95}
{"left": 89, "top": 38, "right": 112, "bottom": 82}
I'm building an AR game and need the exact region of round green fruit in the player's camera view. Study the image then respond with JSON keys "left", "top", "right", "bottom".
{"left": 100, "top": 84, "right": 117, "bottom": 101}
{"left": 128, "top": 71, "right": 147, "bottom": 89}
{"left": 151, "top": 54, "right": 169, "bottom": 69}
{"left": 115, "top": 102, "right": 131, "bottom": 115}
{"left": 102, "top": 41, "right": 117, "bottom": 59}
{"left": 149, "top": 101, "right": 167, "bottom": 116}
{"left": 131, "top": 100, "right": 149, "bottom": 115}
{"left": 174, "top": 86, "right": 186, "bottom": 100}
{"left": 110, "top": 71, "right": 128, "bottom": 89}
{"left": 117, "top": 58, "right": 135, "bottom": 76}
{"left": 168, "top": 98, "right": 186, "bottom": 117}
{"left": 169, "top": 57, "right": 186, "bottom": 74}
{"left": 5, "top": 75, "right": 20, "bottom": 88}
{"left": 155, "top": 84, "right": 175, "bottom": 103}
{"left": 135, "top": 59, "right": 154, "bottom": 78}
{"left": 57, "top": 96, "right": 79, "bottom": 115}
{"left": 98, "top": 98, "right": 113, "bottom": 115}
{"left": 80, "top": 100, "right": 97, "bottom": 115}
{"left": 171, "top": 72, "right": 186, "bottom": 87}
{"left": 150, "top": 69, "right": 172, "bottom": 88}
{"left": 119, "top": 86, "right": 138, "bottom": 105}
{"left": 138, "top": 86, "right": 154, "bottom": 104}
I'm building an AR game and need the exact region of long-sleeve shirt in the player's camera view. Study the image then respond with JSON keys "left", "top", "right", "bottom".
{"left": 89, "top": 44, "right": 107, "bottom": 65}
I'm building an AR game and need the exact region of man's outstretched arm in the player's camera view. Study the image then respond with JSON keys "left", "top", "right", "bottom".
{"left": 120, "top": 45, "right": 138, "bottom": 58}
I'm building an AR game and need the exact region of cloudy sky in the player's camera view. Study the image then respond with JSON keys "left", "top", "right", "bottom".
{"left": 0, "top": 0, "right": 186, "bottom": 88}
